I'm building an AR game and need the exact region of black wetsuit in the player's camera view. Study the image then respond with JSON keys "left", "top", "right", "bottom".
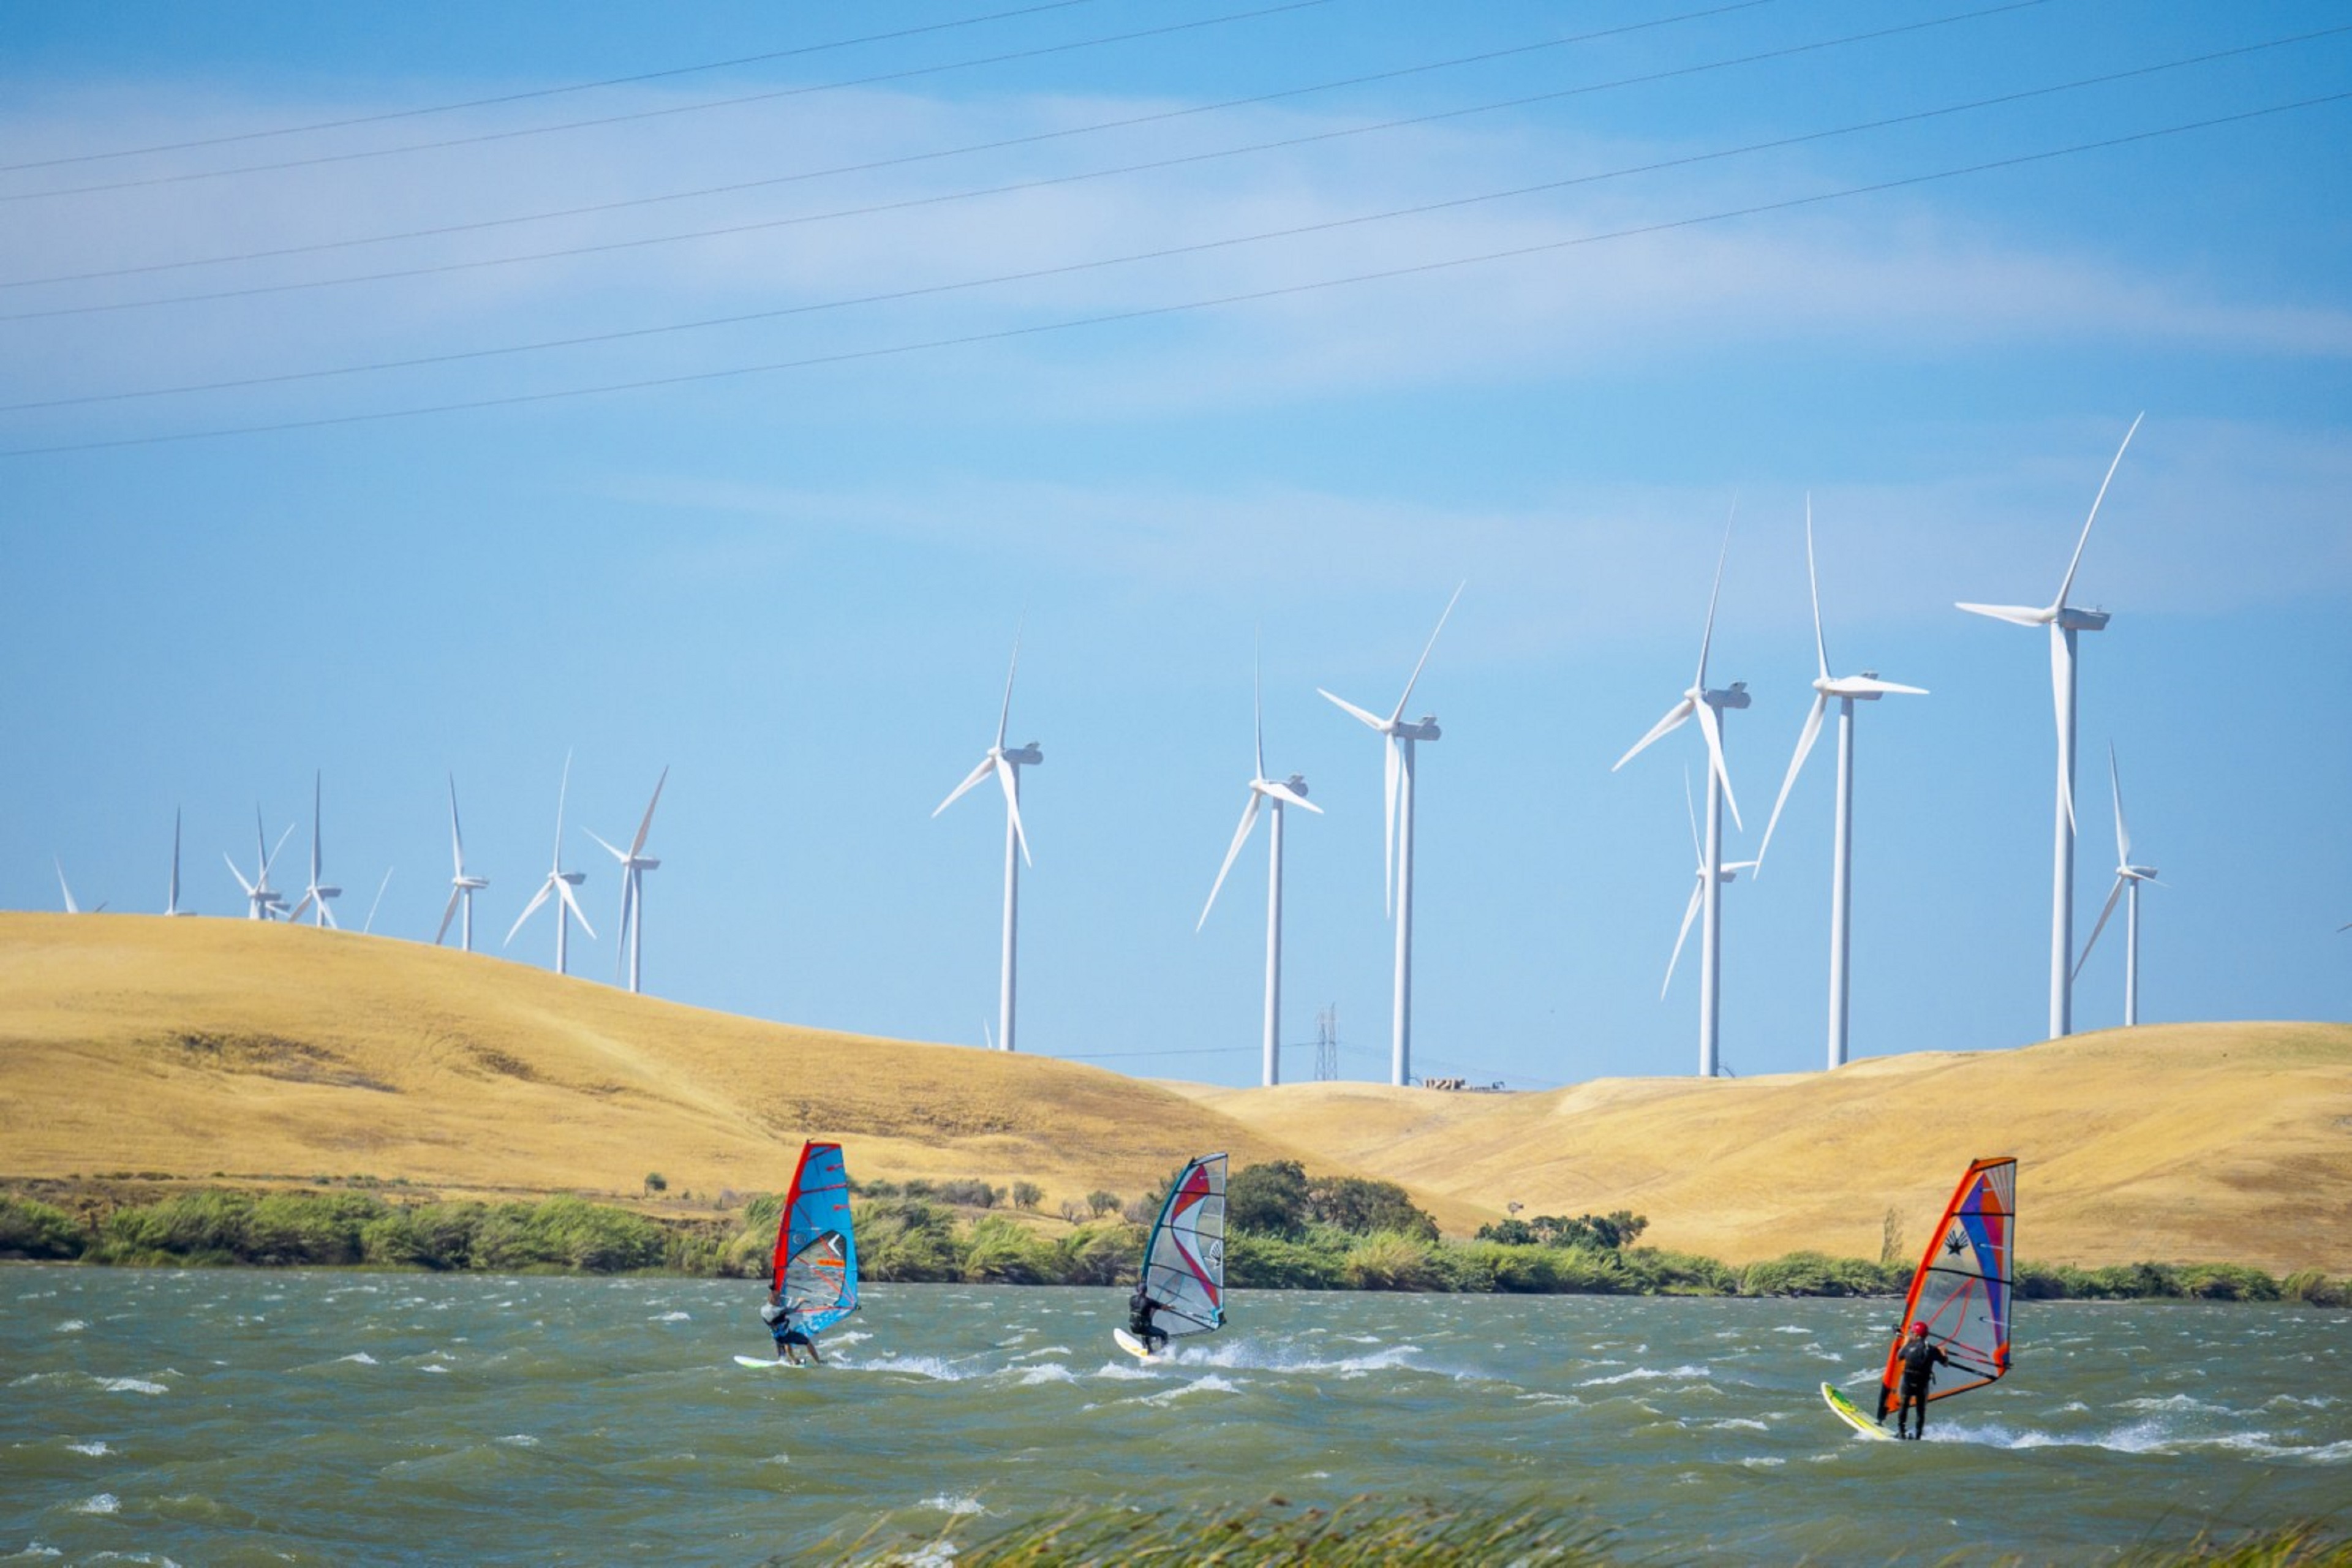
{"left": 762, "top": 1302, "right": 821, "bottom": 1363}
{"left": 1894, "top": 1338, "right": 1948, "bottom": 1437}
{"left": 1128, "top": 1286, "right": 1169, "bottom": 1354}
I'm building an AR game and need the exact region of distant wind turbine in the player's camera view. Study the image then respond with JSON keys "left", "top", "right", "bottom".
{"left": 1613, "top": 516, "right": 1748, "bottom": 1077}
{"left": 505, "top": 752, "right": 595, "bottom": 974}
{"left": 2073, "top": 743, "right": 2162, "bottom": 1027}
{"left": 1319, "top": 583, "right": 1463, "bottom": 1087}
{"left": 1199, "top": 648, "right": 1323, "bottom": 1088}
{"left": 54, "top": 856, "right": 104, "bottom": 914}
{"left": 435, "top": 775, "right": 489, "bottom": 951}
{"left": 934, "top": 632, "right": 1042, "bottom": 1054}
{"left": 1957, "top": 413, "right": 2142, "bottom": 1039}
{"left": 284, "top": 773, "right": 342, "bottom": 927}
{"left": 1756, "top": 500, "right": 1927, "bottom": 1069}
{"left": 1664, "top": 771, "right": 1756, "bottom": 999}
{"left": 587, "top": 766, "right": 668, "bottom": 994}
{"left": 225, "top": 810, "right": 295, "bottom": 921}
{"left": 164, "top": 809, "right": 190, "bottom": 916}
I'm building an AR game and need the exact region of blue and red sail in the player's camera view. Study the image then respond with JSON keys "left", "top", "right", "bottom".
{"left": 771, "top": 1140, "right": 859, "bottom": 1334}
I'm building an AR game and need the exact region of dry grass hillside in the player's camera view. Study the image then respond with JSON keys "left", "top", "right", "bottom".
{"left": 1175, "top": 1022, "right": 2352, "bottom": 1273}
{"left": 0, "top": 913, "right": 1457, "bottom": 1221}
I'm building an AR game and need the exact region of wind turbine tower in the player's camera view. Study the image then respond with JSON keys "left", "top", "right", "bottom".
{"left": 436, "top": 777, "right": 490, "bottom": 951}
{"left": 1198, "top": 652, "right": 1322, "bottom": 1087}
{"left": 225, "top": 811, "right": 295, "bottom": 921}
{"left": 589, "top": 767, "right": 668, "bottom": 995}
{"left": 1957, "top": 413, "right": 2141, "bottom": 1039}
{"left": 934, "top": 633, "right": 1042, "bottom": 1053}
{"left": 1757, "top": 501, "right": 1926, "bottom": 1069}
{"left": 2073, "top": 743, "right": 2161, "bottom": 1027}
{"left": 1613, "top": 521, "right": 1747, "bottom": 1078}
{"left": 505, "top": 752, "right": 595, "bottom": 974}
{"left": 1319, "top": 584, "right": 1463, "bottom": 1088}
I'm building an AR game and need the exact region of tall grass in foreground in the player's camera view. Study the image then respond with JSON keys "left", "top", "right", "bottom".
{"left": 792, "top": 1498, "right": 2351, "bottom": 1567}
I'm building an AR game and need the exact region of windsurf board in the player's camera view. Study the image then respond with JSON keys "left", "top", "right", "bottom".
{"left": 1112, "top": 1327, "right": 1160, "bottom": 1362}
{"left": 1821, "top": 1381, "right": 1895, "bottom": 1441}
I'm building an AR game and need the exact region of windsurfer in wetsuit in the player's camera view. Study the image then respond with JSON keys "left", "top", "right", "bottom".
{"left": 1127, "top": 1278, "right": 1169, "bottom": 1355}
{"left": 1891, "top": 1321, "right": 1948, "bottom": 1439}
{"left": 761, "top": 1286, "right": 823, "bottom": 1365}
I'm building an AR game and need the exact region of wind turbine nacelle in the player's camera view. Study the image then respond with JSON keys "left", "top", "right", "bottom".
{"left": 1705, "top": 682, "right": 1752, "bottom": 710}
{"left": 634, "top": 857, "right": 662, "bottom": 871}
{"left": 1283, "top": 774, "right": 1309, "bottom": 796}
{"left": 2056, "top": 606, "right": 2111, "bottom": 632}
{"left": 1005, "top": 744, "right": 1044, "bottom": 765}
{"left": 1396, "top": 717, "right": 1441, "bottom": 741}
{"left": 456, "top": 876, "right": 489, "bottom": 891}
{"left": 317, "top": 886, "right": 342, "bottom": 899}
{"left": 559, "top": 871, "right": 587, "bottom": 886}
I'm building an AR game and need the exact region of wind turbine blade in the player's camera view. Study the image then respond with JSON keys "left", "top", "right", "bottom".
{"left": 1196, "top": 793, "right": 1262, "bottom": 932}
{"left": 54, "top": 857, "right": 78, "bottom": 914}
{"left": 933, "top": 755, "right": 997, "bottom": 817}
{"left": 317, "top": 898, "right": 339, "bottom": 930}
{"left": 1757, "top": 693, "right": 1828, "bottom": 870}
{"left": 2073, "top": 876, "right": 2127, "bottom": 978}
{"left": 2049, "top": 622, "right": 2076, "bottom": 832}
{"left": 1683, "top": 767, "right": 1703, "bottom": 867}
{"left": 552, "top": 750, "right": 573, "bottom": 869}
{"left": 224, "top": 852, "right": 257, "bottom": 897}
{"left": 1692, "top": 696, "right": 1743, "bottom": 831}
{"left": 448, "top": 775, "right": 467, "bottom": 873}
{"left": 310, "top": 772, "right": 323, "bottom": 886}
{"left": 557, "top": 877, "right": 598, "bottom": 940}
{"left": 1664, "top": 878, "right": 1702, "bottom": 999}
{"left": 364, "top": 869, "right": 392, "bottom": 935}
{"left": 2109, "top": 742, "right": 2132, "bottom": 864}
{"left": 435, "top": 888, "right": 464, "bottom": 946}
{"left": 286, "top": 892, "right": 315, "bottom": 924}
{"left": 1262, "top": 780, "right": 1321, "bottom": 813}
{"left": 585, "top": 827, "right": 628, "bottom": 864}
{"left": 1613, "top": 697, "right": 1694, "bottom": 773}
{"left": 265, "top": 822, "right": 296, "bottom": 877}
{"left": 995, "top": 755, "right": 1033, "bottom": 866}
{"left": 1253, "top": 639, "right": 1265, "bottom": 783}
{"left": 170, "top": 809, "right": 182, "bottom": 914}
{"left": 2054, "top": 412, "right": 2144, "bottom": 609}
{"left": 1694, "top": 509, "right": 1733, "bottom": 690}
{"left": 615, "top": 872, "right": 636, "bottom": 984}
{"left": 628, "top": 766, "right": 669, "bottom": 858}
{"left": 1317, "top": 688, "right": 1387, "bottom": 731}
{"left": 505, "top": 881, "right": 554, "bottom": 946}
{"left": 1805, "top": 496, "right": 1830, "bottom": 681}
{"left": 995, "top": 627, "right": 1022, "bottom": 750}
{"left": 1829, "top": 676, "right": 1928, "bottom": 696}
{"left": 1956, "top": 601, "right": 2051, "bottom": 627}
{"left": 1388, "top": 581, "right": 1465, "bottom": 725}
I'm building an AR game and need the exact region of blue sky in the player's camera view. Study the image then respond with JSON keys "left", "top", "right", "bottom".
{"left": 3, "top": 1, "right": 2346, "bottom": 1088}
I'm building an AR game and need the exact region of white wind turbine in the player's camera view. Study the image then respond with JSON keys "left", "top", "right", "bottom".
{"left": 1319, "top": 583, "right": 1463, "bottom": 1088}
{"left": 1957, "top": 413, "right": 2141, "bottom": 1039}
{"left": 164, "top": 809, "right": 190, "bottom": 916}
{"left": 1198, "top": 652, "right": 1323, "bottom": 1088}
{"left": 1756, "top": 500, "right": 1927, "bottom": 1069}
{"left": 1613, "top": 519, "right": 1749, "bottom": 1077}
{"left": 934, "top": 633, "right": 1042, "bottom": 1054}
{"left": 505, "top": 752, "right": 595, "bottom": 974}
{"left": 2073, "top": 743, "right": 2162, "bottom": 1027}
{"left": 225, "top": 810, "right": 295, "bottom": 921}
{"left": 54, "top": 856, "right": 105, "bottom": 914}
{"left": 435, "top": 776, "right": 489, "bottom": 951}
{"left": 1664, "top": 771, "right": 1756, "bottom": 999}
{"left": 284, "top": 773, "right": 343, "bottom": 927}
{"left": 587, "top": 767, "right": 668, "bottom": 995}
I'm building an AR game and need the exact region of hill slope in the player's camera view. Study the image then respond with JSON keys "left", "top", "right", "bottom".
{"left": 0, "top": 914, "right": 1439, "bottom": 1219}
{"left": 1175, "top": 1022, "right": 2352, "bottom": 1273}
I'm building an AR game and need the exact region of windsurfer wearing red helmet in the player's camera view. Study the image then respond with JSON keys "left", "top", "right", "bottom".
{"left": 1892, "top": 1321, "right": 1950, "bottom": 1439}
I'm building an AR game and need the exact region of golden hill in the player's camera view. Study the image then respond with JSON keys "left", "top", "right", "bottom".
{"left": 1174, "top": 1021, "right": 2352, "bottom": 1274}
{"left": 0, "top": 913, "right": 1448, "bottom": 1221}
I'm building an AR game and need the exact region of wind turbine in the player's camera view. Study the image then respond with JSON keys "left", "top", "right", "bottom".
{"left": 587, "top": 766, "right": 668, "bottom": 995}
{"left": 1613, "top": 518, "right": 1749, "bottom": 1077}
{"left": 933, "top": 633, "right": 1042, "bottom": 1053}
{"left": 363, "top": 868, "right": 394, "bottom": 935}
{"left": 1958, "top": 413, "right": 2141, "bottom": 1039}
{"left": 164, "top": 809, "right": 190, "bottom": 916}
{"left": 1319, "top": 584, "right": 1463, "bottom": 1087}
{"left": 54, "top": 857, "right": 105, "bottom": 914}
{"left": 1756, "top": 500, "right": 1927, "bottom": 1069}
{"left": 1199, "top": 650, "right": 1323, "bottom": 1088}
{"left": 1664, "top": 771, "right": 1756, "bottom": 998}
{"left": 435, "top": 776, "right": 489, "bottom": 951}
{"left": 505, "top": 752, "right": 595, "bottom": 974}
{"left": 284, "top": 773, "right": 342, "bottom": 927}
{"left": 224, "top": 810, "right": 295, "bottom": 921}
{"left": 2073, "top": 743, "right": 2161, "bottom": 1027}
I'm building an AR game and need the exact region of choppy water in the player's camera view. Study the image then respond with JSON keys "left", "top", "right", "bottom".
{"left": 3, "top": 1268, "right": 2345, "bottom": 1564}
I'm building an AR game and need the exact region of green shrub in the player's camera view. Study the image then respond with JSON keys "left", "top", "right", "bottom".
{"left": 2179, "top": 1263, "right": 2281, "bottom": 1302}
{"left": 98, "top": 1191, "right": 257, "bottom": 1263}
{"left": 1059, "top": 1220, "right": 1146, "bottom": 1286}
{"left": 242, "top": 1191, "right": 386, "bottom": 1265}
{"left": 1306, "top": 1175, "right": 1439, "bottom": 1240}
{"left": 2283, "top": 1270, "right": 2351, "bottom": 1308}
{"left": 1010, "top": 1180, "right": 1044, "bottom": 1211}
{"left": 1343, "top": 1231, "right": 1441, "bottom": 1291}
{"left": 1615, "top": 1248, "right": 1736, "bottom": 1295}
{"left": 1226, "top": 1160, "right": 1313, "bottom": 1239}
{"left": 1227, "top": 1231, "right": 1348, "bottom": 1290}
{"left": 0, "top": 1194, "right": 85, "bottom": 1259}
{"left": 961, "top": 1215, "right": 1069, "bottom": 1284}
{"left": 935, "top": 1178, "right": 1002, "bottom": 1210}
{"left": 1739, "top": 1251, "right": 1897, "bottom": 1297}
{"left": 854, "top": 1199, "right": 962, "bottom": 1282}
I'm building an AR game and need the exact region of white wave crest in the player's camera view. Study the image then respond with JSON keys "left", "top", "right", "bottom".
{"left": 2122, "top": 1393, "right": 2228, "bottom": 1414}
{"left": 337, "top": 1352, "right": 377, "bottom": 1365}
{"left": 99, "top": 1378, "right": 168, "bottom": 1395}
{"left": 1008, "top": 1346, "right": 1069, "bottom": 1362}
{"left": 55, "top": 1321, "right": 86, "bottom": 1334}
{"left": 1014, "top": 1364, "right": 1076, "bottom": 1387}
{"left": 1579, "top": 1364, "right": 1711, "bottom": 1388}
{"left": 921, "top": 1495, "right": 989, "bottom": 1517}
{"left": 1142, "top": 1374, "right": 1238, "bottom": 1404}
{"left": 652, "top": 1311, "right": 692, "bottom": 1323}
{"left": 497, "top": 1434, "right": 540, "bottom": 1448}
{"left": 66, "top": 1440, "right": 113, "bottom": 1456}
{"left": 849, "top": 1355, "right": 976, "bottom": 1381}
{"left": 72, "top": 1494, "right": 119, "bottom": 1515}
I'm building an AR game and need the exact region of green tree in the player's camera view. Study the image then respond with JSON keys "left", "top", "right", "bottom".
{"left": 643, "top": 1172, "right": 668, "bottom": 1196}
{"left": 1226, "top": 1160, "right": 1312, "bottom": 1240}
{"left": 1306, "top": 1175, "right": 1438, "bottom": 1240}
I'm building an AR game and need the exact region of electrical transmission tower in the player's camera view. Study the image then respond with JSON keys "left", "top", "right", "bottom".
{"left": 1314, "top": 1005, "right": 1338, "bottom": 1081}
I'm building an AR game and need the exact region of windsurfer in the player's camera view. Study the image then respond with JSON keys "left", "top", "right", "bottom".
{"left": 762, "top": 1287, "right": 823, "bottom": 1365}
{"left": 1127, "top": 1280, "right": 1169, "bottom": 1356}
{"left": 1891, "top": 1322, "right": 1948, "bottom": 1439}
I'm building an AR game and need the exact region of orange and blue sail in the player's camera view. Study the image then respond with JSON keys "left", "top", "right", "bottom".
{"left": 772, "top": 1140, "right": 859, "bottom": 1335}
{"left": 1877, "top": 1156, "right": 2016, "bottom": 1420}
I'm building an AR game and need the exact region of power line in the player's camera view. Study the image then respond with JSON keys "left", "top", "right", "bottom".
{"left": 10, "top": 38, "right": 2332, "bottom": 413}
{"left": 0, "top": 0, "right": 1113, "bottom": 173}
{"left": 0, "top": 0, "right": 1344, "bottom": 203}
{"left": 5, "top": 89, "right": 2340, "bottom": 459}
{"left": 0, "top": 0, "right": 1793, "bottom": 292}
{"left": 2, "top": 0, "right": 2080, "bottom": 318}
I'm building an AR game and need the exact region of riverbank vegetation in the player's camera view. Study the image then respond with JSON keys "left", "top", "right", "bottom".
{"left": 4, "top": 1177, "right": 2343, "bottom": 1305}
